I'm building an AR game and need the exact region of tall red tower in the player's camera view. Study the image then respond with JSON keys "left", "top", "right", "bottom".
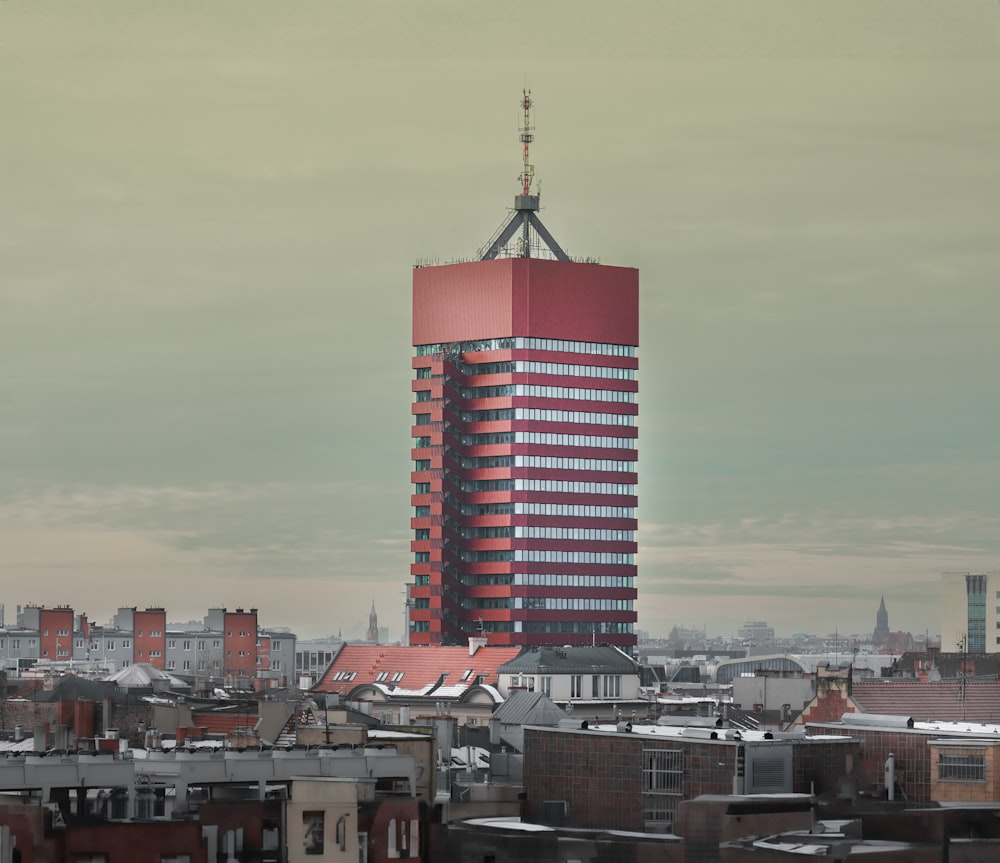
{"left": 408, "top": 92, "right": 638, "bottom": 650}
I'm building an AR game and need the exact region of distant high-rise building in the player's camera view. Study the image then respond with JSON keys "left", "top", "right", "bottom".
{"left": 737, "top": 620, "right": 775, "bottom": 645}
{"left": 941, "top": 572, "right": 1000, "bottom": 653}
{"left": 873, "top": 594, "right": 890, "bottom": 643}
{"left": 407, "top": 91, "right": 639, "bottom": 650}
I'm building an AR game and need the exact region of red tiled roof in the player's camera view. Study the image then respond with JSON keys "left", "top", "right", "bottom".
{"left": 312, "top": 644, "right": 521, "bottom": 697}
{"left": 852, "top": 679, "right": 1000, "bottom": 724}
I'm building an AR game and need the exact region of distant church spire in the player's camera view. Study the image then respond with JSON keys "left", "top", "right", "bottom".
{"left": 367, "top": 599, "right": 379, "bottom": 644}
{"left": 873, "top": 594, "right": 890, "bottom": 643}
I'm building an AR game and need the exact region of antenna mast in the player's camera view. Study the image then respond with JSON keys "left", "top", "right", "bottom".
{"left": 479, "top": 89, "right": 569, "bottom": 262}
{"left": 519, "top": 89, "right": 535, "bottom": 197}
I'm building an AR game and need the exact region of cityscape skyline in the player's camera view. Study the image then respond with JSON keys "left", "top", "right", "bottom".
{"left": 3, "top": 2, "right": 999, "bottom": 640}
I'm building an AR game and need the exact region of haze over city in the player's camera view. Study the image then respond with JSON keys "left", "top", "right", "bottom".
{"left": 2, "top": 1, "right": 998, "bottom": 640}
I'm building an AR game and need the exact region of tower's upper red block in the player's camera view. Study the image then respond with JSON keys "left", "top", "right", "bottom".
{"left": 412, "top": 258, "right": 638, "bottom": 347}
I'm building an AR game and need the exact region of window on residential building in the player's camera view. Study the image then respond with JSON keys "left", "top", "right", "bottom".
{"left": 592, "top": 675, "right": 600, "bottom": 698}
{"left": 540, "top": 676, "right": 552, "bottom": 697}
{"left": 168, "top": 640, "right": 176, "bottom": 649}
{"left": 272, "top": 640, "right": 281, "bottom": 650}
{"left": 603, "top": 674, "right": 621, "bottom": 699}
{"left": 184, "top": 660, "right": 192, "bottom": 670}
{"left": 184, "top": 640, "right": 191, "bottom": 650}
{"left": 570, "top": 675, "right": 582, "bottom": 698}
{"left": 939, "top": 752, "right": 986, "bottom": 782}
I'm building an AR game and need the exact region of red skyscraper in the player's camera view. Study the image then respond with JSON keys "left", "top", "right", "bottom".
{"left": 408, "top": 92, "right": 638, "bottom": 650}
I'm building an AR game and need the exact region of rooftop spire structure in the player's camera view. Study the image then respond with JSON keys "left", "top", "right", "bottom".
{"left": 480, "top": 89, "right": 570, "bottom": 262}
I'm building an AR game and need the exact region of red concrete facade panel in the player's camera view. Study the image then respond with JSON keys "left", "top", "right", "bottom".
{"left": 519, "top": 259, "right": 639, "bottom": 346}
{"left": 413, "top": 261, "right": 517, "bottom": 345}
{"left": 413, "top": 259, "right": 638, "bottom": 347}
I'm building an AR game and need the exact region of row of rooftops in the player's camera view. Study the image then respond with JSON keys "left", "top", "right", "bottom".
{"left": 312, "top": 643, "right": 638, "bottom": 698}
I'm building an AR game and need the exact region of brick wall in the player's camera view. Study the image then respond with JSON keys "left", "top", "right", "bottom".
{"left": 809, "top": 726, "right": 934, "bottom": 802}
{"left": 929, "top": 741, "right": 1000, "bottom": 803}
{"left": 524, "top": 727, "right": 648, "bottom": 830}
{"left": 523, "top": 728, "right": 745, "bottom": 831}
{"left": 792, "top": 739, "right": 861, "bottom": 797}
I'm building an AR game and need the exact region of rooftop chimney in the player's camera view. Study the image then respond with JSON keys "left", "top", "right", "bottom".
{"left": 469, "top": 636, "right": 488, "bottom": 656}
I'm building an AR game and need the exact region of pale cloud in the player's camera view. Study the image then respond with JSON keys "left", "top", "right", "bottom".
{"left": 636, "top": 511, "right": 1000, "bottom": 636}
{"left": 0, "top": 482, "right": 410, "bottom": 638}
{"left": 1, "top": 1, "right": 998, "bottom": 644}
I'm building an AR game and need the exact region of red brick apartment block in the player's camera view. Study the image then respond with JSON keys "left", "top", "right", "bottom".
{"left": 132, "top": 607, "right": 166, "bottom": 669}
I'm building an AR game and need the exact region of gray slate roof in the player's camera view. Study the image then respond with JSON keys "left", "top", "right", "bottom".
{"left": 491, "top": 690, "right": 569, "bottom": 727}
{"left": 26, "top": 675, "right": 116, "bottom": 703}
{"left": 498, "top": 644, "right": 639, "bottom": 675}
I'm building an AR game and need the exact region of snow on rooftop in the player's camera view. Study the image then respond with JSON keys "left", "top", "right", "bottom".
{"left": 584, "top": 723, "right": 803, "bottom": 743}
{"left": 368, "top": 729, "right": 428, "bottom": 740}
{"left": 0, "top": 738, "right": 37, "bottom": 753}
{"left": 462, "top": 817, "right": 554, "bottom": 833}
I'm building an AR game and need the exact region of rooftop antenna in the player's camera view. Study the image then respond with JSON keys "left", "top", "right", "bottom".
{"left": 519, "top": 87, "right": 535, "bottom": 199}
{"left": 479, "top": 88, "right": 570, "bottom": 262}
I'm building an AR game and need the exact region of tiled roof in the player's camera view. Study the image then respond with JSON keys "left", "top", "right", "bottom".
{"left": 312, "top": 644, "right": 521, "bottom": 697}
{"left": 852, "top": 679, "right": 1000, "bottom": 723}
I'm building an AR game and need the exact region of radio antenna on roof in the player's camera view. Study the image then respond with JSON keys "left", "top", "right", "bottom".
{"left": 479, "top": 89, "right": 570, "bottom": 262}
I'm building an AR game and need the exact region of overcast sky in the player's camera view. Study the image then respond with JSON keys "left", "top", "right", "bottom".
{"left": 2, "top": 1, "right": 998, "bottom": 642}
